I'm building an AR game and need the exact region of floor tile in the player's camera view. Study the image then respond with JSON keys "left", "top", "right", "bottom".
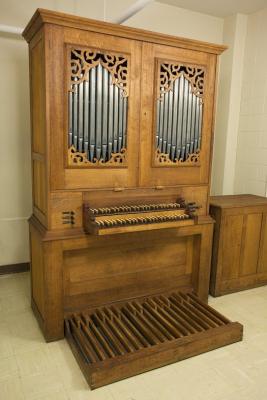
{"left": 0, "top": 376, "right": 25, "bottom": 400}
{"left": 0, "top": 355, "right": 19, "bottom": 382}
{"left": 0, "top": 273, "right": 267, "bottom": 400}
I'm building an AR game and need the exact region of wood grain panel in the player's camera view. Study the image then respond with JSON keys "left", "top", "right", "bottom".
{"left": 240, "top": 213, "right": 262, "bottom": 276}
{"left": 139, "top": 42, "right": 216, "bottom": 188}
{"left": 65, "top": 239, "right": 187, "bottom": 284}
{"left": 64, "top": 236, "right": 194, "bottom": 308}
{"left": 31, "top": 38, "right": 46, "bottom": 155}
{"left": 50, "top": 191, "right": 83, "bottom": 229}
{"left": 210, "top": 196, "right": 267, "bottom": 296}
{"left": 30, "top": 228, "right": 45, "bottom": 317}
{"left": 221, "top": 215, "right": 243, "bottom": 281}
{"left": 33, "top": 159, "right": 46, "bottom": 213}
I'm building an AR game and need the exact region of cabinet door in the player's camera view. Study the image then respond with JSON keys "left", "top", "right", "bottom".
{"left": 47, "top": 26, "right": 141, "bottom": 190}
{"left": 139, "top": 42, "right": 217, "bottom": 187}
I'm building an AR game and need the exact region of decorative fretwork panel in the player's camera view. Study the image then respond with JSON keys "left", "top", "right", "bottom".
{"left": 155, "top": 62, "right": 204, "bottom": 166}
{"left": 68, "top": 49, "right": 128, "bottom": 166}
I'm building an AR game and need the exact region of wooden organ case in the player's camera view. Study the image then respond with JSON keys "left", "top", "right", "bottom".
{"left": 23, "top": 9, "right": 242, "bottom": 389}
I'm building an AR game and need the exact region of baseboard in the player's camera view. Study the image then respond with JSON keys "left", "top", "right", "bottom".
{"left": 0, "top": 262, "right": 30, "bottom": 275}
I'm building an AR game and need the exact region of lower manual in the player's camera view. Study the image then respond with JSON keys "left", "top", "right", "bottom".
{"left": 65, "top": 290, "right": 243, "bottom": 389}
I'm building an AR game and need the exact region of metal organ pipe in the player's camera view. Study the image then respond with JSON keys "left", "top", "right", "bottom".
{"left": 68, "top": 91, "right": 73, "bottom": 146}
{"left": 171, "top": 79, "right": 178, "bottom": 160}
{"left": 83, "top": 80, "right": 89, "bottom": 154}
{"left": 108, "top": 74, "right": 114, "bottom": 159}
{"left": 102, "top": 68, "right": 109, "bottom": 161}
{"left": 167, "top": 88, "right": 173, "bottom": 156}
{"left": 122, "top": 97, "right": 128, "bottom": 149}
{"left": 78, "top": 79, "right": 84, "bottom": 152}
{"left": 73, "top": 83, "right": 78, "bottom": 149}
{"left": 89, "top": 68, "right": 96, "bottom": 161}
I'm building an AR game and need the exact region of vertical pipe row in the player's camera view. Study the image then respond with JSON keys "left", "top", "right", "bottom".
{"left": 154, "top": 74, "right": 203, "bottom": 162}
{"left": 68, "top": 65, "right": 128, "bottom": 163}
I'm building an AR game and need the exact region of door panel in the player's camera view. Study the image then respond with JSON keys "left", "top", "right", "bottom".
{"left": 222, "top": 215, "right": 243, "bottom": 280}
{"left": 240, "top": 213, "right": 262, "bottom": 276}
{"left": 48, "top": 26, "right": 141, "bottom": 190}
{"left": 139, "top": 42, "right": 216, "bottom": 187}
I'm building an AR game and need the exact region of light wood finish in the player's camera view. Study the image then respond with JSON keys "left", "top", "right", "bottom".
{"left": 210, "top": 194, "right": 267, "bottom": 296}
{"left": 139, "top": 43, "right": 217, "bottom": 187}
{"left": 29, "top": 214, "right": 214, "bottom": 340}
{"left": 24, "top": 8, "right": 237, "bottom": 389}
{"left": 30, "top": 227, "right": 45, "bottom": 316}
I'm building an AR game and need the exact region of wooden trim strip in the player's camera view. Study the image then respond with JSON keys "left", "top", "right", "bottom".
{"left": 0, "top": 262, "right": 30, "bottom": 275}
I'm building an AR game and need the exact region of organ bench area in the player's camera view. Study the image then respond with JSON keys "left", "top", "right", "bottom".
{"left": 23, "top": 9, "right": 242, "bottom": 389}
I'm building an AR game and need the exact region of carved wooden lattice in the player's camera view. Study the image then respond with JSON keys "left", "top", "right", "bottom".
{"left": 158, "top": 63, "right": 204, "bottom": 100}
{"left": 70, "top": 49, "right": 129, "bottom": 96}
{"left": 155, "top": 149, "right": 200, "bottom": 166}
{"left": 68, "top": 145, "right": 126, "bottom": 166}
{"left": 68, "top": 48, "right": 128, "bottom": 167}
{"left": 155, "top": 62, "right": 204, "bottom": 166}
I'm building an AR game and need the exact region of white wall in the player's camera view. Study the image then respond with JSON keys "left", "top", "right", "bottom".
{"left": 0, "top": 36, "right": 31, "bottom": 265}
{"left": 234, "top": 7, "right": 267, "bottom": 196}
{"left": 0, "top": 0, "right": 107, "bottom": 266}
{"left": 211, "top": 14, "right": 247, "bottom": 195}
{"left": 124, "top": 1, "right": 223, "bottom": 42}
{"left": 0, "top": 1, "right": 224, "bottom": 265}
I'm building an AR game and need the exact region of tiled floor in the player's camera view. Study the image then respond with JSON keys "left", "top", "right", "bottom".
{"left": 0, "top": 272, "right": 267, "bottom": 400}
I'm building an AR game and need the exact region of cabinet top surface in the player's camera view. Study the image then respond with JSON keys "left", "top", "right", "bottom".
{"left": 23, "top": 8, "right": 226, "bottom": 55}
{"left": 210, "top": 194, "right": 267, "bottom": 209}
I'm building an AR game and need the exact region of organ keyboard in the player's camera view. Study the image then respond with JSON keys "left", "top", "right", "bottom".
{"left": 84, "top": 200, "right": 199, "bottom": 234}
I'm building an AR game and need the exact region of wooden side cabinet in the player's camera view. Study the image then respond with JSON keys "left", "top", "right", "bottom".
{"left": 210, "top": 194, "right": 267, "bottom": 296}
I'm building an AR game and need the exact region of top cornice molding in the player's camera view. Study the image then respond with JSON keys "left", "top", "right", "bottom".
{"left": 22, "top": 8, "right": 227, "bottom": 55}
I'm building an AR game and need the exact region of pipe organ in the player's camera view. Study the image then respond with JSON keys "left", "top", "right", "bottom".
{"left": 23, "top": 9, "right": 242, "bottom": 389}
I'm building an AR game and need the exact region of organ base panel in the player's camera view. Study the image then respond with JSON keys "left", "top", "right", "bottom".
{"left": 24, "top": 9, "right": 242, "bottom": 391}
